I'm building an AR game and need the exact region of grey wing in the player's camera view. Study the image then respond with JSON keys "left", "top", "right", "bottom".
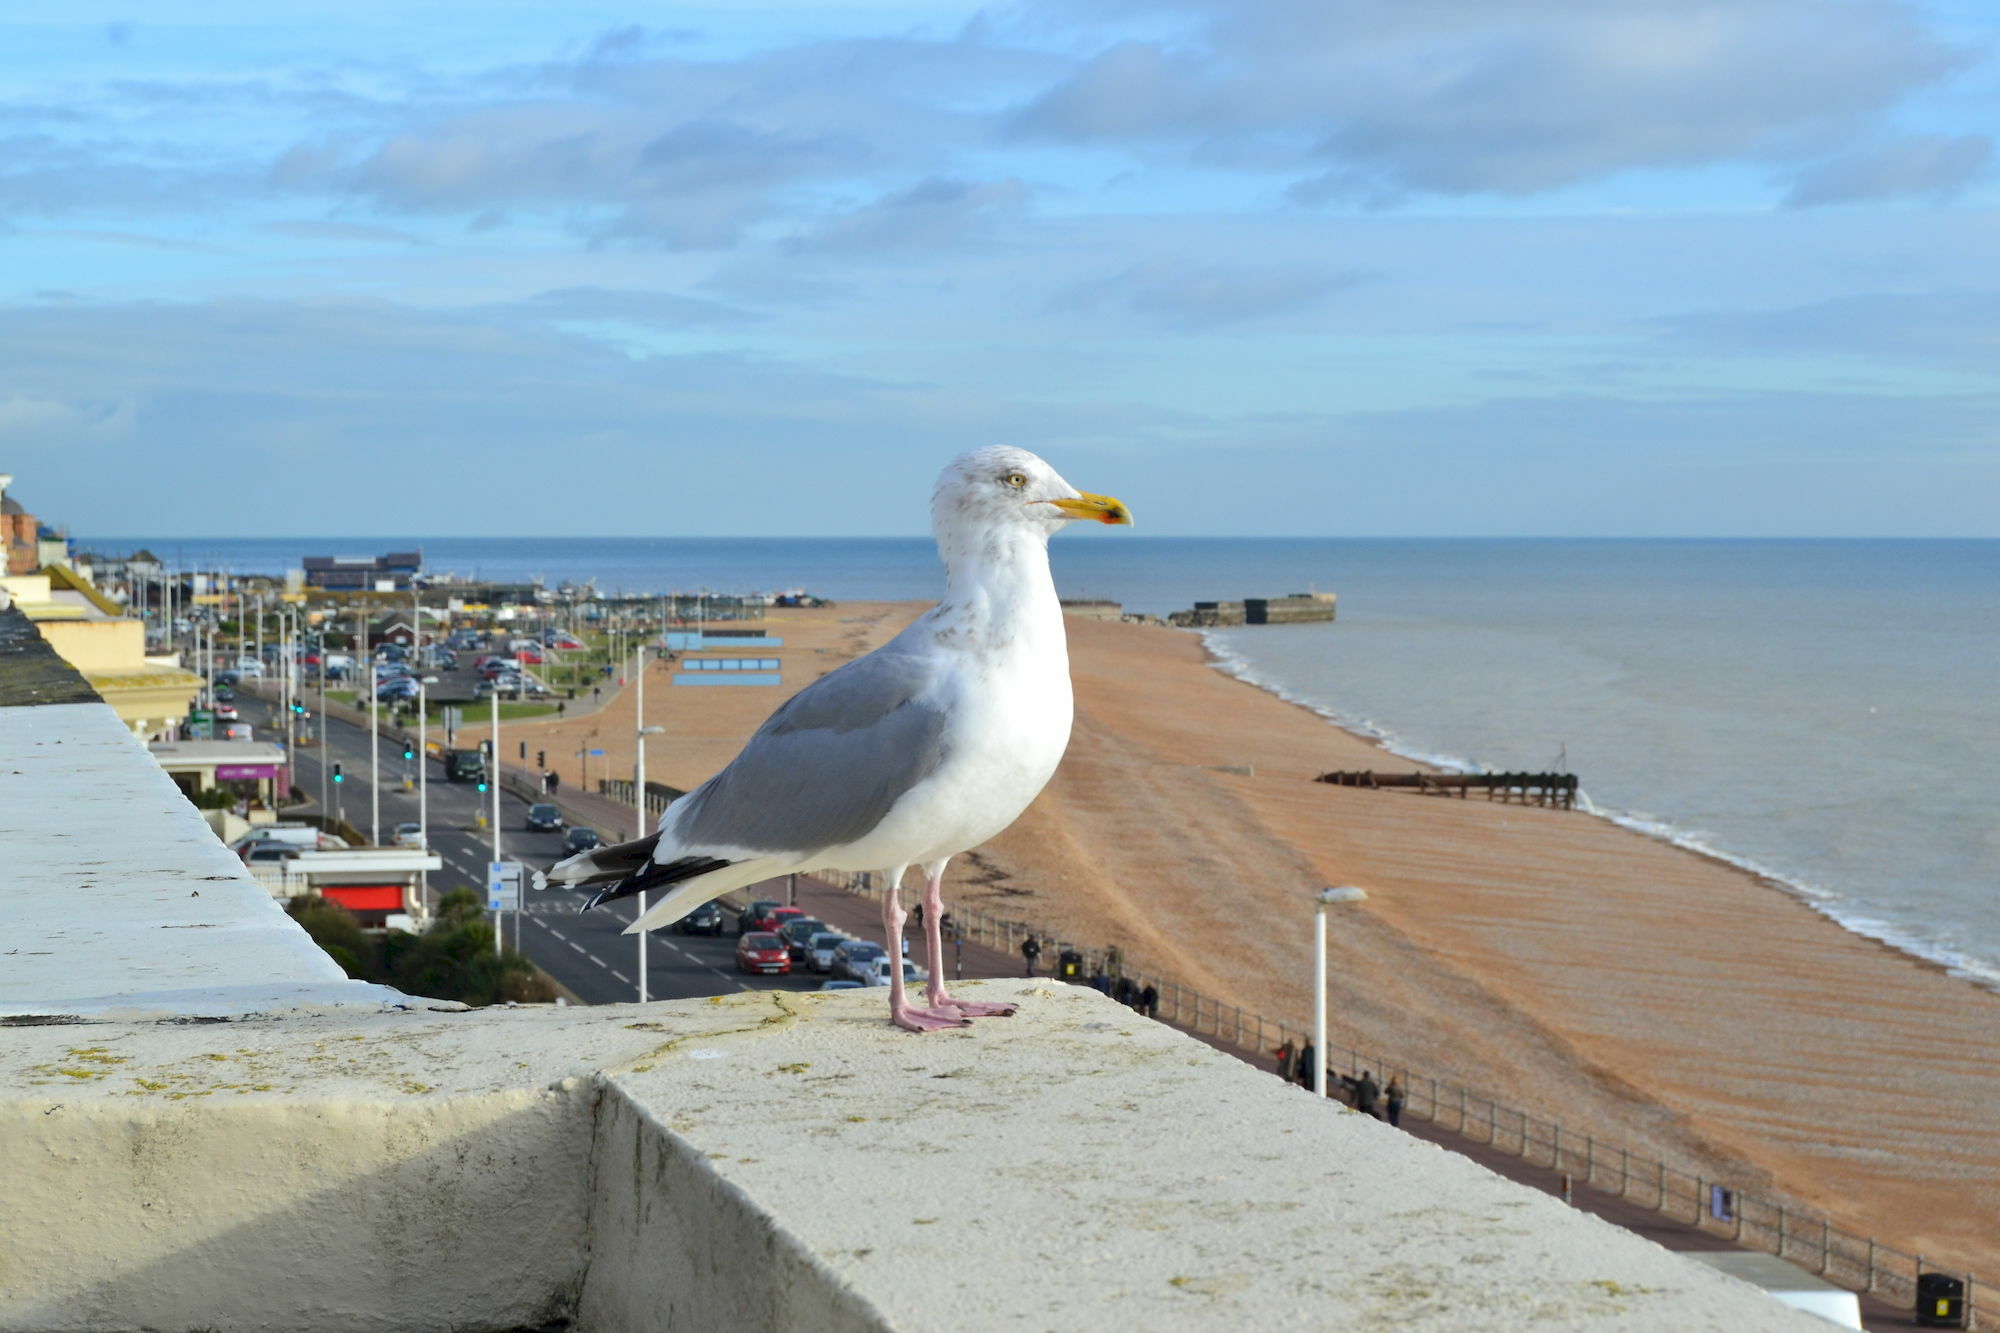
{"left": 664, "top": 647, "right": 951, "bottom": 856}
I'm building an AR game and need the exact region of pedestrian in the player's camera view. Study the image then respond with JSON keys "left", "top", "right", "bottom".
{"left": 1385, "top": 1076, "right": 1405, "bottom": 1127}
{"left": 591, "top": 685, "right": 600, "bottom": 703}
{"left": 1021, "top": 933, "right": 1042, "bottom": 977}
{"left": 1113, "top": 975, "right": 1134, "bottom": 1007}
{"left": 1103, "top": 944, "right": 1122, "bottom": 980}
{"left": 1140, "top": 982, "right": 1159, "bottom": 1018}
{"left": 1274, "top": 1040, "right": 1295, "bottom": 1079}
{"left": 1089, "top": 968, "right": 1111, "bottom": 995}
{"left": 1294, "top": 1041, "right": 1316, "bottom": 1088}
{"left": 1355, "top": 1070, "right": 1381, "bottom": 1119}
{"left": 548, "top": 771, "right": 560, "bottom": 795}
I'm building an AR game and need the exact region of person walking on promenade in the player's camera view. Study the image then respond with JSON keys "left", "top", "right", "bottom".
{"left": 548, "top": 771, "right": 560, "bottom": 795}
{"left": 1140, "top": 982, "right": 1159, "bottom": 1018}
{"left": 1294, "top": 1041, "right": 1316, "bottom": 1088}
{"left": 1355, "top": 1070, "right": 1382, "bottom": 1119}
{"left": 1021, "top": 933, "right": 1042, "bottom": 977}
{"left": 1103, "top": 944, "right": 1122, "bottom": 981}
{"left": 1385, "top": 1077, "right": 1406, "bottom": 1127}
{"left": 1274, "top": 1040, "right": 1295, "bottom": 1079}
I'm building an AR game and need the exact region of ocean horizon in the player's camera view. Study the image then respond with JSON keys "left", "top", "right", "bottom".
{"left": 89, "top": 533, "right": 2000, "bottom": 994}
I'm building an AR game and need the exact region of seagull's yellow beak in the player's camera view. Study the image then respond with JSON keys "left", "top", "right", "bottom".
{"left": 1045, "top": 491, "right": 1133, "bottom": 526}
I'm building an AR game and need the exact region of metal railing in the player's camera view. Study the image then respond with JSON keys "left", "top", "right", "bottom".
{"left": 817, "top": 868, "right": 1985, "bottom": 1325}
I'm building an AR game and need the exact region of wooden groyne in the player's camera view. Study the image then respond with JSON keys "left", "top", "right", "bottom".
{"left": 1316, "top": 769, "right": 1578, "bottom": 810}
{"left": 1168, "top": 592, "right": 1336, "bottom": 627}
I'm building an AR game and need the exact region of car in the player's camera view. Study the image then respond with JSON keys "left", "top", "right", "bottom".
{"left": 767, "top": 905, "right": 807, "bottom": 936}
{"left": 213, "top": 702, "right": 240, "bottom": 721}
{"left": 818, "top": 979, "right": 864, "bottom": 992}
{"left": 862, "top": 956, "right": 928, "bottom": 988}
{"left": 240, "top": 843, "right": 298, "bottom": 866}
{"left": 777, "top": 917, "right": 829, "bottom": 965}
{"left": 515, "top": 647, "right": 544, "bottom": 664}
{"left": 525, "top": 803, "right": 563, "bottom": 833}
{"left": 806, "top": 931, "right": 845, "bottom": 973}
{"left": 674, "top": 901, "right": 725, "bottom": 936}
{"left": 215, "top": 670, "right": 240, "bottom": 688}
{"left": 831, "top": 939, "right": 887, "bottom": 983}
{"left": 736, "top": 899, "right": 783, "bottom": 934}
{"left": 213, "top": 685, "right": 235, "bottom": 702}
{"left": 734, "top": 932, "right": 791, "bottom": 975}
{"left": 392, "top": 821, "right": 425, "bottom": 849}
{"left": 561, "top": 826, "right": 601, "bottom": 855}
{"left": 222, "top": 722, "right": 253, "bottom": 740}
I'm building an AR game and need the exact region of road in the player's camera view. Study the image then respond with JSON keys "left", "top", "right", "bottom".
{"left": 235, "top": 688, "right": 836, "bottom": 1006}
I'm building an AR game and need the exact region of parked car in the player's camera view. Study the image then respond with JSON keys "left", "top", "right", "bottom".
{"left": 831, "top": 939, "right": 887, "bottom": 983}
{"left": 241, "top": 844, "right": 298, "bottom": 866}
{"left": 767, "top": 905, "right": 807, "bottom": 936}
{"left": 525, "top": 803, "right": 563, "bottom": 833}
{"left": 675, "top": 901, "right": 725, "bottom": 936}
{"left": 392, "top": 821, "right": 425, "bottom": 849}
{"left": 561, "top": 826, "right": 601, "bottom": 856}
{"left": 806, "top": 931, "right": 845, "bottom": 973}
{"left": 777, "top": 917, "right": 829, "bottom": 965}
{"left": 736, "top": 899, "right": 783, "bottom": 934}
{"left": 515, "top": 647, "right": 544, "bottom": 665}
{"left": 818, "top": 979, "right": 864, "bottom": 992}
{"left": 735, "top": 932, "right": 791, "bottom": 975}
{"left": 862, "top": 956, "right": 928, "bottom": 988}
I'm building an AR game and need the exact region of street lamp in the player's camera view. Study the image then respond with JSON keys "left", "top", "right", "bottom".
{"left": 417, "top": 675, "right": 439, "bottom": 913}
{"left": 1313, "top": 886, "right": 1369, "bottom": 1099}
{"left": 633, "top": 638, "right": 662, "bottom": 1004}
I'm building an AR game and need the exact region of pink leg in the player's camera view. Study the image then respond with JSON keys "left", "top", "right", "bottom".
{"left": 882, "top": 867, "right": 966, "bottom": 1032}
{"left": 921, "top": 859, "right": 1016, "bottom": 1018}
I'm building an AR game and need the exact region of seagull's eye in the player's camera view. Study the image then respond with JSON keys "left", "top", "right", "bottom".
{"left": 1003, "top": 472, "right": 1028, "bottom": 489}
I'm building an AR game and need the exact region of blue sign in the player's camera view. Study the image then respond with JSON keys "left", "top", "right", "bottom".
{"left": 674, "top": 674, "right": 782, "bottom": 687}
{"left": 588, "top": 748, "right": 605, "bottom": 756}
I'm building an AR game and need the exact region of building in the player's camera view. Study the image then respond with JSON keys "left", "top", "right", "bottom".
{"left": 303, "top": 551, "right": 423, "bottom": 591}
{"left": 0, "top": 474, "right": 37, "bottom": 576}
{"left": 2, "top": 564, "right": 200, "bottom": 739}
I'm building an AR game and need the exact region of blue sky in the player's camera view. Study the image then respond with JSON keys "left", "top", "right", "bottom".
{"left": 4, "top": 0, "right": 1997, "bottom": 537}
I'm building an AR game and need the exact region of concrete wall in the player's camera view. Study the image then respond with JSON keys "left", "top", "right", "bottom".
{"left": 37, "top": 616, "right": 144, "bottom": 671}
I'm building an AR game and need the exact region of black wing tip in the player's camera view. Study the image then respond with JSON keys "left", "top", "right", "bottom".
{"left": 579, "top": 855, "right": 737, "bottom": 913}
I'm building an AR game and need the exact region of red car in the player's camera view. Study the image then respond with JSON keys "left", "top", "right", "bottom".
{"left": 767, "top": 906, "right": 806, "bottom": 934}
{"left": 735, "top": 932, "right": 791, "bottom": 975}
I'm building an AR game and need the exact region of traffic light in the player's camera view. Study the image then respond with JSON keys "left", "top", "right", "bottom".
{"left": 476, "top": 780, "right": 489, "bottom": 794}
{"left": 332, "top": 762, "right": 344, "bottom": 784}
{"left": 536, "top": 750, "right": 545, "bottom": 769}
{"left": 402, "top": 741, "right": 415, "bottom": 761}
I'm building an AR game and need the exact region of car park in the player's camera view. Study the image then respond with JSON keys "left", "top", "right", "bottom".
{"left": 675, "top": 901, "right": 725, "bottom": 936}
{"left": 832, "top": 939, "right": 887, "bottom": 982}
{"left": 777, "top": 917, "right": 829, "bottom": 966}
{"left": 735, "top": 932, "right": 791, "bottom": 975}
{"left": 525, "top": 803, "right": 563, "bottom": 833}
{"left": 392, "top": 822, "right": 425, "bottom": 849}
{"left": 806, "top": 931, "right": 845, "bottom": 973}
{"left": 736, "top": 899, "right": 783, "bottom": 934}
{"left": 561, "top": 826, "right": 601, "bottom": 856}
{"left": 863, "top": 957, "right": 928, "bottom": 988}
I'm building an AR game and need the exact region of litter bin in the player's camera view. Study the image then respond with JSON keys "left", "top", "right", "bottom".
{"left": 1916, "top": 1272, "right": 1966, "bottom": 1329}
{"left": 1057, "top": 949, "right": 1084, "bottom": 981}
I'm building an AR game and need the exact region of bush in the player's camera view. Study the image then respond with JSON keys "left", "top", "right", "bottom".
{"left": 285, "top": 893, "right": 555, "bottom": 1005}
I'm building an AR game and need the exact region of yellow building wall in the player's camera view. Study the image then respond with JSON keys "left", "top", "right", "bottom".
{"left": 37, "top": 618, "right": 146, "bottom": 672}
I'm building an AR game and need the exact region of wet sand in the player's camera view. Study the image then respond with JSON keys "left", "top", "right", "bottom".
{"left": 494, "top": 601, "right": 2000, "bottom": 1278}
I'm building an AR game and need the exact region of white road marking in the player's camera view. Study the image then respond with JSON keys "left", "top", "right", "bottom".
{"left": 568, "top": 940, "right": 587, "bottom": 955}
{"left": 611, "top": 970, "right": 630, "bottom": 984}
{"left": 546, "top": 927, "right": 567, "bottom": 942}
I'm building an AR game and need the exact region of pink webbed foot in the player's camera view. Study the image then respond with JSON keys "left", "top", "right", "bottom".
{"left": 891, "top": 1001, "right": 971, "bottom": 1033}
{"left": 933, "top": 997, "right": 1017, "bottom": 1018}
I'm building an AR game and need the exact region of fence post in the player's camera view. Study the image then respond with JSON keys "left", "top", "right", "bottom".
{"left": 1172, "top": 981, "right": 1181, "bottom": 1023}
{"left": 1695, "top": 1176, "right": 1704, "bottom": 1227}
{"left": 1778, "top": 1206, "right": 1789, "bottom": 1258}
{"left": 1658, "top": 1163, "right": 1667, "bottom": 1210}
{"left": 1586, "top": 1135, "right": 1595, "bottom": 1189}
{"left": 1553, "top": 1122, "right": 1562, "bottom": 1174}
{"left": 1488, "top": 1100, "right": 1497, "bottom": 1144}
{"left": 1619, "top": 1147, "right": 1628, "bottom": 1197}
{"left": 1820, "top": 1221, "right": 1830, "bottom": 1275}
{"left": 1865, "top": 1239, "right": 1876, "bottom": 1292}
{"left": 1458, "top": 1087, "right": 1467, "bottom": 1134}
{"left": 1734, "top": 1196, "right": 1743, "bottom": 1242}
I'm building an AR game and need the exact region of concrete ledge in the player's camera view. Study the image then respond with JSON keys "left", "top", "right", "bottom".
{"left": 0, "top": 700, "right": 409, "bottom": 1022}
{"left": 3, "top": 986, "right": 1824, "bottom": 1331}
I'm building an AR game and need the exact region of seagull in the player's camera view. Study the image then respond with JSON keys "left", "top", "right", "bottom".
{"left": 541, "top": 446, "right": 1132, "bottom": 1031}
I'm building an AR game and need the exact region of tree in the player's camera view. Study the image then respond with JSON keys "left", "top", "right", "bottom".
{"left": 285, "top": 894, "right": 555, "bottom": 1006}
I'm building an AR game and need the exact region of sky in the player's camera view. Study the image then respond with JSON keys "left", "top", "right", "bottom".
{"left": 3, "top": 0, "right": 1997, "bottom": 538}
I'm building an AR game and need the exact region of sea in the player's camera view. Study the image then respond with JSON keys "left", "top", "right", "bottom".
{"left": 98, "top": 534, "right": 2000, "bottom": 990}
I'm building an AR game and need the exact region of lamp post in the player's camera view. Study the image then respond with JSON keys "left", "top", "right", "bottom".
{"left": 1313, "top": 886, "right": 1368, "bottom": 1099}
{"left": 369, "top": 661, "right": 380, "bottom": 846}
{"left": 635, "top": 639, "right": 662, "bottom": 1004}
{"left": 417, "top": 675, "right": 437, "bottom": 916}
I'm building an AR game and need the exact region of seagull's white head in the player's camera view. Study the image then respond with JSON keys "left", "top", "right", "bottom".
{"left": 931, "top": 446, "right": 1132, "bottom": 544}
